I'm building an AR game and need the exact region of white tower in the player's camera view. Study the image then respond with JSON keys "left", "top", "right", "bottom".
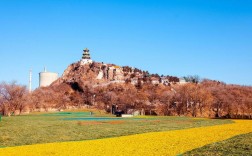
{"left": 29, "top": 69, "right": 32, "bottom": 93}
{"left": 39, "top": 67, "right": 58, "bottom": 87}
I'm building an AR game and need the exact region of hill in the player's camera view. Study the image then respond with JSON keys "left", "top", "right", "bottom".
{"left": 0, "top": 55, "right": 251, "bottom": 118}
{"left": 44, "top": 59, "right": 251, "bottom": 119}
{"left": 52, "top": 61, "right": 182, "bottom": 90}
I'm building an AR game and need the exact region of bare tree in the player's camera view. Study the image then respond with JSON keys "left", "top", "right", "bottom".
{"left": 183, "top": 75, "right": 200, "bottom": 84}
{"left": 0, "top": 81, "right": 27, "bottom": 116}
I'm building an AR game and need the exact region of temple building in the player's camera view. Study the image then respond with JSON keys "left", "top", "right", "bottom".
{"left": 81, "top": 48, "right": 93, "bottom": 65}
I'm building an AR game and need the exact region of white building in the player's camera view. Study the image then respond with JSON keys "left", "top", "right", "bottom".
{"left": 39, "top": 68, "right": 58, "bottom": 87}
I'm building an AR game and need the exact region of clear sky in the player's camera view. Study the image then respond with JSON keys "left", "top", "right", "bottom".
{"left": 0, "top": 0, "right": 252, "bottom": 89}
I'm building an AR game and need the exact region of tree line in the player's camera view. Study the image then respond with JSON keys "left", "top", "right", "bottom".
{"left": 0, "top": 80, "right": 251, "bottom": 119}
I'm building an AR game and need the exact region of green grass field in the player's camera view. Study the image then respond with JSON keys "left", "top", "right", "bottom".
{"left": 0, "top": 111, "right": 232, "bottom": 148}
{"left": 183, "top": 132, "right": 252, "bottom": 156}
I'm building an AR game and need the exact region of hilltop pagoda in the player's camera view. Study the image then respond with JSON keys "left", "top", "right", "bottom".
{"left": 81, "top": 48, "right": 93, "bottom": 65}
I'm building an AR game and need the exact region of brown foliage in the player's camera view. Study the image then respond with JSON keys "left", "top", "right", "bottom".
{"left": 0, "top": 81, "right": 27, "bottom": 116}
{"left": 1, "top": 77, "right": 251, "bottom": 119}
{"left": 92, "top": 80, "right": 252, "bottom": 118}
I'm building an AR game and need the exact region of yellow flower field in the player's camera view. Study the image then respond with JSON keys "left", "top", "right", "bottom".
{"left": 0, "top": 120, "right": 251, "bottom": 156}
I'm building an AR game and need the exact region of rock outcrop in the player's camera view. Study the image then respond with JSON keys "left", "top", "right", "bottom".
{"left": 52, "top": 60, "right": 180, "bottom": 92}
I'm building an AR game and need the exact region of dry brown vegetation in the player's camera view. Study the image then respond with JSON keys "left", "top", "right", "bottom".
{"left": 1, "top": 79, "right": 251, "bottom": 119}
{"left": 92, "top": 80, "right": 252, "bottom": 118}
{"left": 0, "top": 81, "right": 27, "bottom": 116}
{"left": 0, "top": 61, "right": 251, "bottom": 119}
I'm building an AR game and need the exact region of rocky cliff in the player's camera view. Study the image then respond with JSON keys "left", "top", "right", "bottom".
{"left": 52, "top": 60, "right": 180, "bottom": 92}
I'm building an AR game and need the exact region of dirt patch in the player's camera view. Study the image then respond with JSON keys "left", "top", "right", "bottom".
{"left": 77, "top": 120, "right": 125, "bottom": 125}
{"left": 141, "top": 120, "right": 161, "bottom": 123}
{"left": 107, "top": 121, "right": 125, "bottom": 125}
{"left": 77, "top": 121, "right": 103, "bottom": 125}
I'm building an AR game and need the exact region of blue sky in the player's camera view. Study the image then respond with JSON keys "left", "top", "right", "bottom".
{"left": 0, "top": 0, "right": 252, "bottom": 88}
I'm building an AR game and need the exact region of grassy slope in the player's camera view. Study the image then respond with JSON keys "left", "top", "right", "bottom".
{"left": 0, "top": 111, "right": 232, "bottom": 147}
{"left": 183, "top": 132, "right": 252, "bottom": 156}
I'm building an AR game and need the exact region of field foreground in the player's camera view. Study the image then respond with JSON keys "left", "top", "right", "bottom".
{"left": 0, "top": 120, "right": 251, "bottom": 156}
